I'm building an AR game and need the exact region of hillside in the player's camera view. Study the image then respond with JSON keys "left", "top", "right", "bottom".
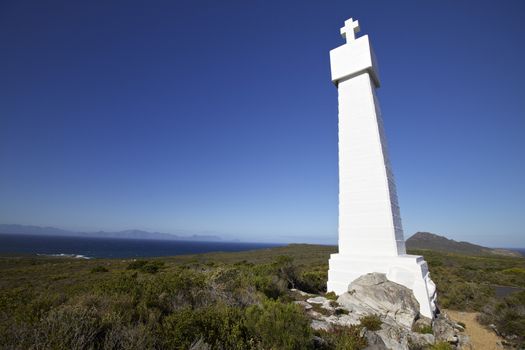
{"left": 1, "top": 244, "right": 525, "bottom": 348}
{"left": 406, "top": 232, "right": 521, "bottom": 257}
{"left": 1, "top": 243, "right": 524, "bottom": 348}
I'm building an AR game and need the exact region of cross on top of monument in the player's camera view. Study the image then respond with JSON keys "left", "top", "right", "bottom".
{"left": 340, "top": 18, "right": 360, "bottom": 43}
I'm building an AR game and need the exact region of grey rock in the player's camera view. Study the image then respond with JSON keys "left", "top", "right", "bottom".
{"left": 307, "top": 310, "right": 325, "bottom": 320}
{"left": 457, "top": 334, "right": 473, "bottom": 350}
{"left": 433, "top": 315, "right": 457, "bottom": 342}
{"left": 290, "top": 288, "right": 312, "bottom": 297}
{"left": 312, "top": 335, "right": 327, "bottom": 348}
{"left": 307, "top": 296, "right": 336, "bottom": 311}
{"left": 322, "top": 313, "right": 361, "bottom": 327}
{"left": 189, "top": 338, "right": 210, "bottom": 350}
{"left": 356, "top": 272, "right": 389, "bottom": 285}
{"left": 376, "top": 323, "right": 411, "bottom": 350}
{"left": 448, "top": 335, "right": 459, "bottom": 344}
{"left": 307, "top": 296, "right": 329, "bottom": 304}
{"left": 293, "top": 300, "right": 312, "bottom": 310}
{"left": 409, "top": 333, "right": 435, "bottom": 349}
{"left": 363, "top": 329, "right": 388, "bottom": 350}
{"left": 337, "top": 273, "right": 420, "bottom": 329}
{"left": 453, "top": 323, "right": 465, "bottom": 332}
{"left": 311, "top": 319, "right": 332, "bottom": 332}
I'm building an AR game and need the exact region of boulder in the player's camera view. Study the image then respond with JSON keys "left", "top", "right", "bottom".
{"left": 337, "top": 273, "right": 420, "bottom": 329}
{"left": 362, "top": 328, "right": 388, "bottom": 350}
{"left": 376, "top": 323, "right": 411, "bottom": 350}
{"left": 432, "top": 314, "right": 457, "bottom": 343}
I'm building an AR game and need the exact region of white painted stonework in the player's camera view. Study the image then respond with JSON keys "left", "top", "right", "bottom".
{"left": 327, "top": 18, "right": 437, "bottom": 319}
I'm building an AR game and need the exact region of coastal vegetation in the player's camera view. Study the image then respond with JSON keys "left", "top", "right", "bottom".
{"left": 0, "top": 244, "right": 523, "bottom": 349}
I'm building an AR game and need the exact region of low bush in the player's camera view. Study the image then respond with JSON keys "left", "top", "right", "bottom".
{"left": 359, "top": 314, "right": 382, "bottom": 331}
{"left": 316, "top": 325, "right": 367, "bottom": 350}
{"left": 298, "top": 270, "right": 327, "bottom": 293}
{"left": 126, "top": 260, "right": 165, "bottom": 274}
{"left": 324, "top": 291, "right": 337, "bottom": 300}
{"left": 335, "top": 308, "right": 349, "bottom": 315}
{"left": 91, "top": 265, "right": 108, "bottom": 273}
{"left": 413, "top": 324, "right": 433, "bottom": 334}
{"left": 161, "top": 306, "right": 250, "bottom": 349}
{"left": 245, "top": 300, "right": 312, "bottom": 350}
{"left": 430, "top": 341, "right": 454, "bottom": 350}
{"left": 127, "top": 260, "right": 149, "bottom": 270}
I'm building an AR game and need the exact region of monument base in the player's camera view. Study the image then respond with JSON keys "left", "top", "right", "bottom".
{"left": 327, "top": 253, "right": 437, "bottom": 319}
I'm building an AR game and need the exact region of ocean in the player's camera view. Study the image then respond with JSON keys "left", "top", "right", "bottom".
{"left": 0, "top": 234, "right": 283, "bottom": 259}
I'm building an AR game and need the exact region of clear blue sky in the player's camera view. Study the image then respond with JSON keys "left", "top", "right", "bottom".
{"left": 1, "top": 0, "right": 524, "bottom": 246}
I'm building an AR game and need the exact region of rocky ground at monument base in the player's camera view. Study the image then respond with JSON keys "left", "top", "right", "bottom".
{"left": 290, "top": 272, "right": 472, "bottom": 350}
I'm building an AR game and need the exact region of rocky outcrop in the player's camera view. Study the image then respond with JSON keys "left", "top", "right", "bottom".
{"left": 292, "top": 273, "right": 471, "bottom": 350}
{"left": 337, "top": 273, "right": 420, "bottom": 329}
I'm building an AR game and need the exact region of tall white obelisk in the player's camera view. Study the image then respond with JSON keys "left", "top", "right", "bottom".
{"left": 326, "top": 18, "right": 437, "bottom": 319}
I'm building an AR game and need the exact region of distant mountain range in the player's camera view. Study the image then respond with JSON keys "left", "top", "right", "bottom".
{"left": 406, "top": 232, "right": 522, "bottom": 257}
{"left": 0, "top": 224, "right": 221, "bottom": 241}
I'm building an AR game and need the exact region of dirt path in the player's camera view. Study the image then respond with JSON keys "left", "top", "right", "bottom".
{"left": 444, "top": 309, "right": 503, "bottom": 350}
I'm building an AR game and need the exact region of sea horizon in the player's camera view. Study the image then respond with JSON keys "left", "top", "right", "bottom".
{"left": 0, "top": 233, "right": 285, "bottom": 259}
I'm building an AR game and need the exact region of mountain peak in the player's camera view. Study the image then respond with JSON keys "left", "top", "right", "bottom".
{"left": 406, "top": 232, "right": 521, "bottom": 257}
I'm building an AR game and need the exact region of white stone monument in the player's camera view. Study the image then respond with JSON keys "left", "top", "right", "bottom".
{"left": 326, "top": 18, "right": 437, "bottom": 319}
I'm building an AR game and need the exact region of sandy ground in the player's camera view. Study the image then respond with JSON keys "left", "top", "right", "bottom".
{"left": 444, "top": 309, "right": 503, "bottom": 350}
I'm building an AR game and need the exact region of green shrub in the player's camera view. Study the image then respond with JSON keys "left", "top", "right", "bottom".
{"left": 437, "top": 281, "right": 493, "bottom": 310}
{"left": 127, "top": 260, "right": 149, "bottom": 270}
{"left": 253, "top": 274, "right": 288, "bottom": 300}
{"left": 161, "top": 306, "right": 250, "bottom": 349}
{"left": 91, "top": 265, "right": 108, "bottom": 273}
{"left": 335, "top": 308, "right": 349, "bottom": 315}
{"left": 316, "top": 325, "right": 367, "bottom": 350}
{"left": 298, "top": 270, "right": 327, "bottom": 293}
{"left": 430, "top": 341, "right": 454, "bottom": 350}
{"left": 141, "top": 263, "right": 160, "bottom": 274}
{"left": 325, "top": 291, "right": 337, "bottom": 300}
{"left": 478, "top": 290, "right": 525, "bottom": 344}
{"left": 359, "top": 314, "right": 382, "bottom": 331}
{"left": 413, "top": 324, "right": 433, "bottom": 334}
{"left": 273, "top": 255, "right": 299, "bottom": 289}
{"left": 126, "top": 260, "right": 165, "bottom": 274}
{"left": 36, "top": 305, "right": 104, "bottom": 349}
{"left": 502, "top": 267, "right": 525, "bottom": 275}
{"left": 245, "top": 300, "right": 312, "bottom": 350}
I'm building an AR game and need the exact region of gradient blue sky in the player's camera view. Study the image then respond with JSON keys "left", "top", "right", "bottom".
{"left": 1, "top": 1, "right": 524, "bottom": 246}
